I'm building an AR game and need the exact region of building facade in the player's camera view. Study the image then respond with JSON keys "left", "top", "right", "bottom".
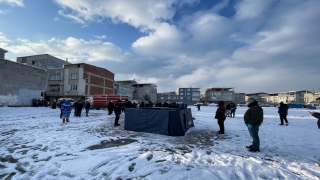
{"left": 204, "top": 87, "right": 234, "bottom": 103}
{"left": 46, "top": 63, "right": 114, "bottom": 103}
{"left": 0, "top": 59, "right": 47, "bottom": 106}
{"left": 175, "top": 88, "right": 200, "bottom": 105}
{"left": 114, "top": 81, "right": 135, "bottom": 101}
{"left": 234, "top": 93, "right": 245, "bottom": 105}
{"left": 278, "top": 90, "right": 311, "bottom": 104}
{"left": 132, "top": 83, "right": 157, "bottom": 103}
{"left": 157, "top": 92, "right": 179, "bottom": 103}
{"left": 17, "top": 54, "right": 71, "bottom": 69}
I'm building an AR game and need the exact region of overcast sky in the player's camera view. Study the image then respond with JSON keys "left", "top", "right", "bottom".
{"left": 1, "top": 0, "right": 319, "bottom": 93}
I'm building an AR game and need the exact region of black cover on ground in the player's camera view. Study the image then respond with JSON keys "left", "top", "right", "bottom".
{"left": 124, "top": 108, "right": 194, "bottom": 136}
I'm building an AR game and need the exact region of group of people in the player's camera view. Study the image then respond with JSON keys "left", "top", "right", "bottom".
{"left": 214, "top": 97, "right": 320, "bottom": 153}
{"left": 56, "top": 99, "right": 91, "bottom": 123}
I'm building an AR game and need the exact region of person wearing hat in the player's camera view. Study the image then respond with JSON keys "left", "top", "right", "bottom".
{"left": 278, "top": 102, "right": 289, "bottom": 126}
{"left": 309, "top": 97, "right": 320, "bottom": 129}
{"left": 113, "top": 100, "right": 122, "bottom": 126}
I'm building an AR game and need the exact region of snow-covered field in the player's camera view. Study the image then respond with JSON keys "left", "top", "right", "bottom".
{"left": 0, "top": 106, "right": 319, "bottom": 180}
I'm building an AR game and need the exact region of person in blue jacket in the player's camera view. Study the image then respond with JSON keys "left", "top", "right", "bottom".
{"left": 61, "top": 100, "right": 72, "bottom": 123}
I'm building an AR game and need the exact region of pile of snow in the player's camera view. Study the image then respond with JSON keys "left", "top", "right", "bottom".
{"left": 0, "top": 106, "right": 319, "bottom": 179}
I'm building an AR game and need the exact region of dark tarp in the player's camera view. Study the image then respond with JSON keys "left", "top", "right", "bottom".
{"left": 124, "top": 108, "right": 194, "bottom": 136}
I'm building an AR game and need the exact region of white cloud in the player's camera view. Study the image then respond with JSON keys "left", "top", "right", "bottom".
{"left": 94, "top": 35, "right": 107, "bottom": 39}
{"left": 0, "top": 0, "right": 24, "bottom": 7}
{"left": 0, "top": 9, "right": 9, "bottom": 14}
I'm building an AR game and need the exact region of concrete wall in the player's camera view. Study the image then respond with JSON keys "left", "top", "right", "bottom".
{"left": 0, "top": 59, "right": 47, "bottom": 106}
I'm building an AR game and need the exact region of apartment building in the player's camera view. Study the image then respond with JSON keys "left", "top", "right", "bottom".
{"left": 278, "top": 90, "right": 311, "bottom": 104}
{"left": 132, "top": 83, "right": 157, "bottom": 102}
{"left": 234, "top": 93, "right": 245, "bottom": 105}
{"left": 114, "top": 80, "right": 136, "bottom": 101}
{"left": 157, "top": 91, "right": 179, "bottom": 103}
{"left": 204, "top": 87, "right": 234, "bottom": 103}
{"left": 175, "top": 88, "right": 200, "bottom": 105}
{"left": 17, "top": 54, "right": 71, "bottom": 69}
{"left": 245, "top": 92, "right": 268, "bottom": 103}
{"left": 47, "top": 63, "right": 114, "bottom": 103}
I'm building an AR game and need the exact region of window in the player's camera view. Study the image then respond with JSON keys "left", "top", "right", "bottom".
{"left": 70, "top": 73, "right": 78, "bottom": 79}
{"left": 161, "top": 97, "right": 164, "bottom": 99}
{"left": 180, "top": 89, "right": 183, "bottom": 91}
{"left": 187, "top": 89, "right": 190, "bottom": 91}
{"left": 69, "top": 85, "right": 77, "bottom": 90}
{"left": 187, "top": 93, "right": 190, "bottom": 95}
{"left": 180, "top": 97, "right": 183, "bottom": 99}
{"left": 50, "top": 75, "right": 60, "bottom": 80}
{"left": 180, "top": 93, "right": 183, "bottom": 95}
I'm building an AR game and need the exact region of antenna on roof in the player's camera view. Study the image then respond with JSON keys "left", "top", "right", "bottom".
{"left": 66, "top": 58, "right": 68, "bottom": 62}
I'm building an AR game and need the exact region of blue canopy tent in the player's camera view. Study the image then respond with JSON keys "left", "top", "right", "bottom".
{"left": 124, "top": 108, "right": 194, "bottom": 136}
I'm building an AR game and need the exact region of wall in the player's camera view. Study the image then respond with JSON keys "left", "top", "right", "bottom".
{"left": 0, "top": 59, "right": 47, "bottom": 106}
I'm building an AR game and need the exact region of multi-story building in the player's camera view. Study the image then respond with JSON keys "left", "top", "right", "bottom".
{"left": 175, "top": 88, "right": 200, "bottom": 105}
{"left": 234, "top": 93, "right": 245, "bottom": 105}
{"left": 114, "top": 81, "right": 135, "bottom": 101}
{"left": 132, "top": 83, "right": 157, "bottom": 102}
{"left": 303, "top": 90, "right": 320, "bottom": 104}
{"left": 204, "top": 87, "right": 234, "bottom": 103}
{"left": 245, "top": 92, "right": 268, "bottom": 103}
{"left": 278, "top": 90, "right": 311, "bottom": 104}
{"left": 157, "top": 91, "right": 179, "bottom": 103}
{"left": 46, "top": 63, "right": 114, "bottom": 103}
{"left": 0, "top": 58, "right": 47, "bottom": 106}
{"left": 17, "top": 54, "right": 71, "bottom": 69}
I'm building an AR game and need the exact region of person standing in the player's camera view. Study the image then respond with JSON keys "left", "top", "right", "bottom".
{"left": 309, "top": 97, "right": 320, "bottom": 129}
{"left": 84, "top": 100, "right": 90, "bottom": 117}
{"left": 61, "top": 100, "right": 72, "bottom": 123}
{"left": 52, "top": 99, "right": 57, "bottom": 109}
{"left": 107, "top": 101, "right": 114, "bottom": 115}
{"left": 197, "top": 103, "right": 201, "bottom": 111}
{"left": 215, "top": 101, "right": 226, "bottom": 134}
{"left": 278, "top": 102, "right": 289, "bottom": 125}
{"left": 58, "top": 99, "right": 65, "bottom": 118}
{"left": 113, "top": 100, "right": 122, "bottom": 126}
{"left": 244, "top": 97, "right": 264, "bottom": 152}
{"left": 230, "top": 102, "right": 237, "bottom": 118}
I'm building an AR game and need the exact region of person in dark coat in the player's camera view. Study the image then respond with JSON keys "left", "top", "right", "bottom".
{"left": 113, "top": 100, "right": 122, "bottom": 126}
{"left": 215, "top": 101, "right": 226, "bottom": 134}
{"left": 84, "top": 100, "right": 90, "bottom": 117}
{"left": 139, "top": 101, "right": 145, "bottom": 108}
{"left": 77, "top": 100, "right": 84, "bottom": 117}
{"left": 107, "top": 101, "right": 114, "bottom": 115}
{"left": 230, "top": 102, "right": 237, "bottom": 118}
{"left": 309, "top": 97, "right": 320, "bottom": 129}
{"left": 244, "top": 97, "right": 264, "bottom": 152}
{"left": 278, "top": 102, "right": 289, "bottom": 125}
{"left": 197, "top": 103, "right": 201, "bottom": 111}
{"left": 162, "top": 101, "right": 169, "bottom": 108}
{"left": 132, "top": 101, "right": 137, "bottom": 108}
{"left": 52, "top": 99, "right": 57, "bottom": 109}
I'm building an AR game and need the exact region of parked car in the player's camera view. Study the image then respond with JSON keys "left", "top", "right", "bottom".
{"left": 208, "top": 103, "right": 218, "bottom": 106}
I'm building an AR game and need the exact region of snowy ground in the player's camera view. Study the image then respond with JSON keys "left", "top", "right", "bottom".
{"left": 0, "top": 106, "right": 319, "bottom": 180}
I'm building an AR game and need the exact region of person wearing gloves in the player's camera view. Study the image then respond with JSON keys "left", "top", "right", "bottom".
{"left": 61, "top": 99, "right": 72, "bottom": 123}
{"left": 244, "top": 97, "right": 264, "bottom": 152}
{"left": 309, "top": 97, "right": 320, "bottom": 129}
